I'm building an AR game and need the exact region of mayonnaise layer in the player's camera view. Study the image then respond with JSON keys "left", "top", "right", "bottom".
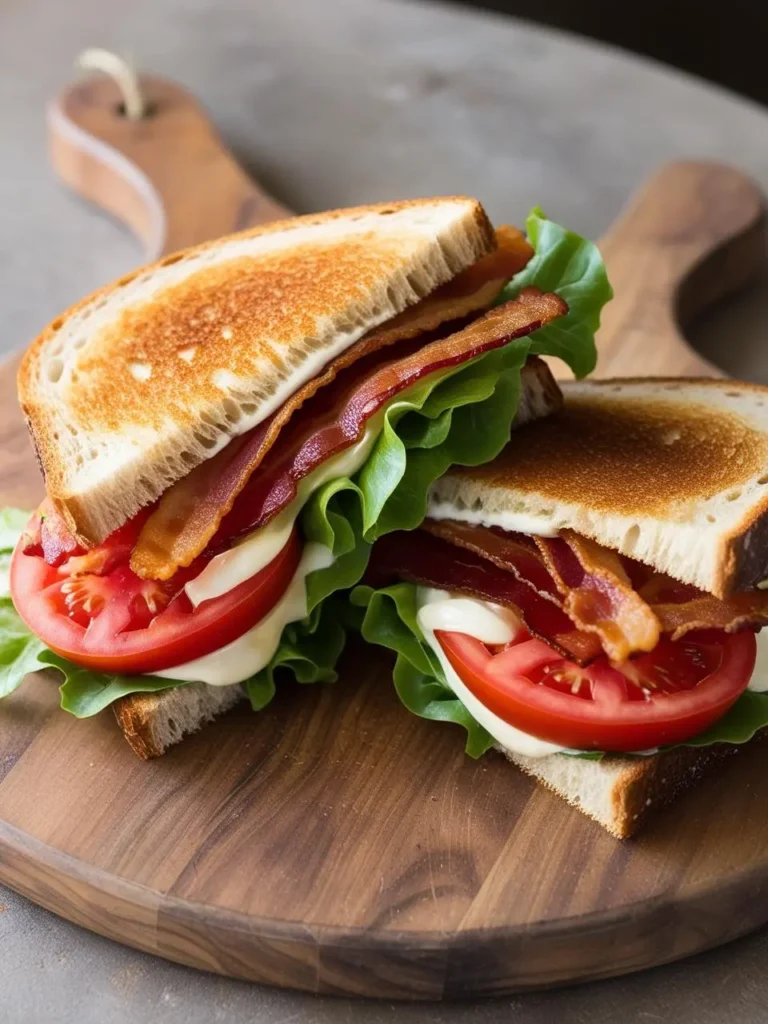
{"left": 416, "top": 587, "right": 568, "bottom": 758}
{"left": 748, "top": 629, "right": 768, "bottom": 691}
{"left": 425, "top": 497, "right": 560, "bottom": 538}
{"left": 156, "top": 543, "right": 334, "bottom": 686}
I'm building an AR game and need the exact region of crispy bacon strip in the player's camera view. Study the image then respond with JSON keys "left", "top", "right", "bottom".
{"left": 634, "top": 571, "right": 768, "bottom": 640}
{"left": 419, "top": 519, "right": 768, "bottom": 662}
{"left": 427, "top": 517, "right": 653, "bottom": 661}
{"left": 367, "top": 529, "right": 604, "bottom": 664}
{"left": 131, "top": 286, "right": 566, "bottom": 580}
{"left": 548, "top": 533, "right": 768, "bottom": 646}
{"left": 448, "top": 226, "right": 533, "bottom": 296}
{"left": 367, "top": 225, "right": 533, "bottom": 346}
{"left": 422, "top": 519, "right": 561, "bottom": 600}
{"left": 23, "top": 499, "right": 80, "bottom": 566}
{"left": 534, "top": 532, "right": 661, "bottom": 662}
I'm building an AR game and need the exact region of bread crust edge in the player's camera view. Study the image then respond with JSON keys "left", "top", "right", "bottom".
{"left": 113, "top": 695, "right": 164, "bottom": 760}
{"left": 506, "top": 736, "right": 763, "bottom": 839}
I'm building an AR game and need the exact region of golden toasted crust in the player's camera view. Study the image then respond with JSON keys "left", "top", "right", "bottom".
{"left": 113, "top": 694, "right": 161, "bottom": 760}
{"left": 441, "top": 377, "right": 768, "bottom": 597}
{"left": 20, "top": 196, "right": 495, "bottom": 543}
{"left": 463, "top": 389, "right": 767, "bottom": 518}
{"left": 606, "top": 743, "right": 741, "bottom": 838}
{"left": 59, "top": 235, "right": 484, "bottom": 435}
{"left": 113, "top": 683, "right": 245, "bottom": 758}
{"left": 507, "top": 739, "right": 752, "bottom": 838}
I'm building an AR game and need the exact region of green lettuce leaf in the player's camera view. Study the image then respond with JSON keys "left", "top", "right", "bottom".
{"left": 0, "top": 508, "right": 31, "bottom": 552}
{"left": 0, "top": 508, "right": 28, "bottom": 598}
{"left": 0, "top": 210, "right": 611, "bottom": 717}
{"left": 351, "top": 583, "right": 493, "bottom": 756}
{"left": 352, "top": 579, "right": 768, "bottom": 758}
{"left": 0, "top": 592, "right": 346, "bottom": 719}
{"left": 51, "top": 654, "right": 184, "bottom": 718}
{"left": 0, "top": 600, "right": 49, "bottom": 698}
{"left": 0, "top": 512, "right": 50, "bottom": 698}
{"left": 243, "top": 596, "right": 348, "bottom": 711}
{"left": 678, "top": 689, "right": 768, "bottom": 749}
{"left": 0, "top": 552, "right": 13, "bottom": 598}
{"left": 497, "top": 207, "right": 611, "bottom": 379}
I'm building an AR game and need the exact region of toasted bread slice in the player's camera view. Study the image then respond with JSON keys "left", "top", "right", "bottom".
{"left": 20, "top": 197, "right": 494, "bottom": 545}
{"left": 429, "top": 378, "right": 768, "bottom": 598}
{"left": 114, "top": 682, "right": 245, "bottom": 759}
{"left": 114, "top": 356, "right": 562, "bottom": 759}
{"left": 497, "top": 742, "right": 740, "bottom": 838}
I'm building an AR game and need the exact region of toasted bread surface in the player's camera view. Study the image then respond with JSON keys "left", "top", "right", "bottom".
{"left": 114, "top": 683, "right": 244, "bottom": 759}
{"left": 429, "top": 378, "right": 768, "bottom": 597}
{"left": 501, "top": 742, "right": 741, "bottom": 838}
{"left": 21, "top": 197, "right": 494, "bottom": 544}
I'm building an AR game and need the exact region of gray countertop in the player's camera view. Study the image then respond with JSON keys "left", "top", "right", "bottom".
{"left": 2, "top": 0, "right": 768, "bottom": 1020}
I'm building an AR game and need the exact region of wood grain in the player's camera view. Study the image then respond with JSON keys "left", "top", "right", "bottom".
{"left": 594, "top": 160, "right": 766, "bottom": 378}
{"left": 1, "top": 70, "right": 767, "bottom": 998}
{"left": 4, "top": 644, "right": 768, "bottom": 997}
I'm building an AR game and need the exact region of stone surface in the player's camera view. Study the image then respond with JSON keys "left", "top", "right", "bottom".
{"left": 3, "top": 881, "right": 768, "bottom": 1024}
{"left": 2, "top": 0, "right": 768, "bottom": 1019}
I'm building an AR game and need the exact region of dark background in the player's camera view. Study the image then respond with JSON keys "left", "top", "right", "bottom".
{"left": 452, "top": 2, "right": 768, "bottom": 106}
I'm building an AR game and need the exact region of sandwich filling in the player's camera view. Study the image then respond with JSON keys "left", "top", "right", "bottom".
{"left": 354, "top": 520, "right": 768, "bottom": 757}
{"left": 1, "top": 209, "right": 612, "bottom": 722}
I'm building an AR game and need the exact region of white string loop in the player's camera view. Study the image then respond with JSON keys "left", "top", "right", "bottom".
{"left": 76, "top": 48, "right": 146, "bottom": 120}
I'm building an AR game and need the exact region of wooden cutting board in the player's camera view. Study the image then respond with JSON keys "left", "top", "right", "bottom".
{"left": 0, "top": 72, "right": 767, "bottom": 1000}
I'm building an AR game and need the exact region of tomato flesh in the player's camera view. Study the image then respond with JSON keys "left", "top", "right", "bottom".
{"left": 437, "top": 627, "right": 756, "bottom": 751}
{"left": 11, "top": 504, "right": 302, "bottom": 675}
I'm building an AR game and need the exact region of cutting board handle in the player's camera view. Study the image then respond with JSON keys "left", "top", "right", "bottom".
{"left": 595, "top": 161, "right": 766, "bottom": 377}
{"left": 48, "top": 71, "right": 292, "bottom": 258}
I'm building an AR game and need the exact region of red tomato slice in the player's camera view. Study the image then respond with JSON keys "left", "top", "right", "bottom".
{"left": 436, "top": 627, "right": 756, "bottom": 751}
{"left": 11, "top": 505, "right": 302, "bottom": 675}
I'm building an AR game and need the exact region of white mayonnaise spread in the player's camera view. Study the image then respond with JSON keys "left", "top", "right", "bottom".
{"left": 748, "top": 629, "right": 768, "bottom": 691}
{"left": 415, "top": 587, "right": 568, "bottom": 758}
{"left": 425, "top": 497, "right": 559, "bottom": 538}
{"left": 156, "top": 543, "right": 334, "bottom": 685}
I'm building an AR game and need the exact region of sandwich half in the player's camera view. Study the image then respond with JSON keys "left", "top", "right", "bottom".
{"left": 0, "top": 200, "right": 610, "bottom": 757}
{"left": 354, "top": 378, "right": 768, "bottom": 837}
